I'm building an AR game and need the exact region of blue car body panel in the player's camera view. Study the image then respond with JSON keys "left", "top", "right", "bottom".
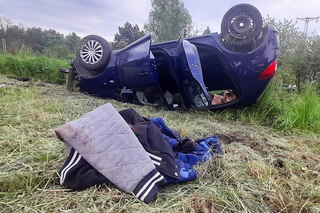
{"left": 116, "top": 35, "right": 159, "bottom": 88}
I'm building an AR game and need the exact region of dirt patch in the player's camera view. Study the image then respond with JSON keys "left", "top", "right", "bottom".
{"left": 217, "top": 132, "right": 269, "bottom": 155}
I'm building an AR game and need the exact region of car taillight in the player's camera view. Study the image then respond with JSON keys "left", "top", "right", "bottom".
{"left": 258, "top": 60, "right": 277, "bottom": 80}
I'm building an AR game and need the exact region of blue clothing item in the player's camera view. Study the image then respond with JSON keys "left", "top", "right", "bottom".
{"left": 163, "top": 134, "right": 179, "bottom": 147}
{"left": 176, "top": 137, "right": 218, "bottom": 167}
{"left": 151, "top": 117, "right": 177, "bottom": 139}
{"left": 163, "top": 159, "right": 198, "bottom": 183}
{"left": 151, "top": 117, "right": 222, "bottom": 183}
{"left": 195, "top": 136, "right": 222, "bottom": 157}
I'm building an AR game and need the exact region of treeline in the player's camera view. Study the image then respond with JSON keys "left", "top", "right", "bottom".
{"left": 0, "top": 17, "right": 81, "bottom": 59}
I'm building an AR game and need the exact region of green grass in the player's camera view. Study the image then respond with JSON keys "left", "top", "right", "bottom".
{"left": 214, "top": 83, "right": 320, "bottom": 134}
{"left": 274, "top": 86, "right": 320, "bottom": 132}
{"left": 0, "top": 53, "right": 68, "bottom": 84}
{"left": 0, "top": 75, "right": 319, "bottom": 212}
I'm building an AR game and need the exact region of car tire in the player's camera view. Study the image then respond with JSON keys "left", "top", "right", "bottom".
{"left": 76, "top": 35, "right": 112, "bottom": 71}
{"left": 221, "top": 4, "right": 262, "bottom": 47}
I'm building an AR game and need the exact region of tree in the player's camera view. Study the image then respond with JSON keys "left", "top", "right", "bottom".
{"left": 25, "top": 27, "right": 46, "bottom": 52}
{"left": 0, "top": 18, "right": 25, "bottom": 53}
{"left": 144, "top": 0, "right": 192, "bottom": 42}
{"left": 6, "top": 24, "right": 25, "bottom": 53}
{"left": 45, "top": 44, "right": 71, "bottom": 58}
{"left": 0, "top": 17, "right": 80, "bottom": 57}
{"left": 113, "top": 22, "right": 145, "bottom": 49}
{"left": 187, "top": 22, "right": 203, "bottom": 37}
{"left": 264, "top": 16, "right": 303, "bottom": 62}
{"left": 264, "top": 16, "right": 320, "bottom": 87}
{"left": 43, "top": 29, "right": 65, "bottom": 48}
{"left": 65, "top": 32, "right": 81, "bottom": 51}
{"left": 302, "top": 34, "right": 320, "bottom": 83}
{"left": 202, "top": 26, "right": 211, "bottom": 35}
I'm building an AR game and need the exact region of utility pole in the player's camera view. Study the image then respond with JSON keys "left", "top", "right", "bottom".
{"left": 296, "top": 17, "right": 319, "bottom": 36}
{"left": 2, "top": 38, "right": 6, "bottom": 53}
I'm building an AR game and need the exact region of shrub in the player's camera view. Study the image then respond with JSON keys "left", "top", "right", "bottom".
{"left": 0, "top": 53, "right": 69, "bottom": 84}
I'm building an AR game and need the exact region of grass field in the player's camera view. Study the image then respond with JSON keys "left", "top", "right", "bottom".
{"left": 0, "top": 74, "right": 319, "bottom": 212}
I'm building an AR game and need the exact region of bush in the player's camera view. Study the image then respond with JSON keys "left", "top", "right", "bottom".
{"left": 0, "top": 53, "right": 69, "bottom": 84}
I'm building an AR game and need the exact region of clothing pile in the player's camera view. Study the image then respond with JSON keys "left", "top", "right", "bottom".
{"left": 55, "top": 103, "right": 222, "bottom": 203}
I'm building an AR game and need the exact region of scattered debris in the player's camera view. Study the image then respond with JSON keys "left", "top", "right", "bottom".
{"left": 279, "top": 84, "right": 298, "bottom": 92}
{"left": 8, "top": 76, "right": 31, "bottom": 82}
{"left": 211, "top": 91, "right": 236, "bottom": 105}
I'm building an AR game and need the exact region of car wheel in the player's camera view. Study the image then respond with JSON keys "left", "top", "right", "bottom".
{"left": 221, "top": 4, "right": 262, "bottom": 47}
{"left": 76, "top": 35, "right": 112, "bottom": 71}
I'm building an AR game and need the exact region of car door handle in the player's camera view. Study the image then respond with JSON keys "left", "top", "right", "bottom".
{"left": 140, "top": 71, "right": 149, "bottom": 77}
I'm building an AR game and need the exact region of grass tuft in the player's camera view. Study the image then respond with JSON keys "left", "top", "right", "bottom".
{"left": 216, "top": 83, "right": 320, "bottom": 134}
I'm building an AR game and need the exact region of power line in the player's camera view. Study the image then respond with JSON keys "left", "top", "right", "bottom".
{"left": 296, "top": 17, "right": 319, "bottom": 36}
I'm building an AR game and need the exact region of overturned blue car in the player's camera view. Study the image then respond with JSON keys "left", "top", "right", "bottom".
{"left": 61, "top": 4, "right": 280, "bottom": 110}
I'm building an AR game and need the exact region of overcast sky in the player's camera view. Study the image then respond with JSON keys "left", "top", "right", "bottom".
{"left": 0, "top": 0, "right": 319, "bottom": 41}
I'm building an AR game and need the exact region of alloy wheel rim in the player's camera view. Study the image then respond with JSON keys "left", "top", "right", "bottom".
{"left": 80, "top": 40, "right": 104, "bottom": 64}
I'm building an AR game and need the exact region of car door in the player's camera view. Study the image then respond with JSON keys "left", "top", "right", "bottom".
{"left": 174, "top": 33, "right": 212, "bottom": 109}
{"left": 116, "top": 34, "right": 160, "bottom": 89}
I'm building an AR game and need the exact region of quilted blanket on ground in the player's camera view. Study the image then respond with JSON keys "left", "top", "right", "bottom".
{"left": 55, "top": 103, "right": 156, "bottom": 193}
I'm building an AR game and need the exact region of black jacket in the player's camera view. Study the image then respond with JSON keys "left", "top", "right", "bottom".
{"left": 119, "top": 108, "right": 180, "bottom": 180}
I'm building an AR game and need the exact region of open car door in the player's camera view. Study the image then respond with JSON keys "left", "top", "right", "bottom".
{"left": 116, "top": 34, "right": 171, "bottom": 107}
{"left": 116, "top": 34, "right": 159, "bottom": 89}
{"left": 174, "top": 32, "right": 212, "bottom": 109}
